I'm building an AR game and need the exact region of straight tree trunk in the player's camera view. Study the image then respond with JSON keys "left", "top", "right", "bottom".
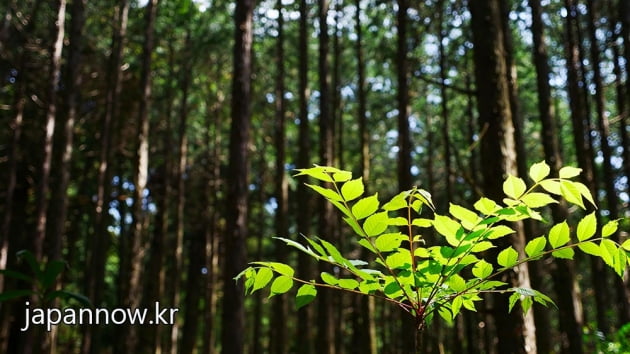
{"left": 351, "top": 1, "right": 376, "bottom": 352}
{"left": 270, "top": 1, "right": 288, "bottom": 352}
{"left": 316, "top": 1, "right": 336, "bottom": 353}
{"left": 295, "top": 1, "right": 313, "bottom": 352}
{"left": 437, "top": 0, "right": 452, "bottom": 199}
{"left": 617, "top": 0, "right": 630, "bottom": 196}
{"left": 469, "top": 0, "right": 535, "bottom": 352}
{"left": 122, "top": 0, "right": 157, "bottom": 351}
{"left": 82, "top": 2, "right": 129, "bottom": 353}
{"left": 563, "top": 0, "right": 611, "bottom": 335}
{"left": 528, "top": 0, "right": 584, "bottom": 352}
{"left": 221, "top": 0, "right": 254, "bottom": 352}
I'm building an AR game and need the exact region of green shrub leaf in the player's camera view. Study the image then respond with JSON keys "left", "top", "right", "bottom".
{"left": 295, "top": 284, "right": 317, "bottom": 309}
{"left": 576, "top": 212, "right": 597, "bottom": 241}
{"left": 549, "top": 221, "right": 570, "bottom": 248}
{"left": 529, "top": 161, "right": 550, "bottom": 182}
{"left": 341, "top": 178, "right": 364, "bottom": 201}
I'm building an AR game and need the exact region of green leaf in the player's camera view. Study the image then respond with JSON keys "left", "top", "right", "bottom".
{"left": 294, "top": 166, "right": 333, "bottom": 182}
{"left": 305, "top": 183, "right": 343, "bottom": 202}
{"left": 539, "top": 180, "right": 561, "bottom": 195}
{"left": 338, "top": 278, "right": 359, "bottom": 290}
{"left": 529, "top": 161, "right": 550, "bottom": 182}
{"left": 45, "top": 290, "right": 92, "bottom": 307}
{"left": 341, "top": 178, "right": 364, "bottom": 201}
{"left": 449, "top": 274, "right": 466, "bottom": 292}
{"left": 304, "top": 237, "right": 327, "bottom": 258}
{"left": 318, "top": 238, "right": 347, "bottom": 265}
{"left": 549, "top": 221, "right": 570, "bottom": 249}
{"left": 449, "top": 204, "right": 481, "bottom": 230}
{"left": 269, "top": 276, "right": 293, "bottom": 297}
{"left": 251, "top": 262, "right": 295, "bottom": 277}
{"left": 471, "top": 241, "right": 495, "bottom": 252}
{"left": 551, "top": 248, "right": 574, "bottom": 259}
{"left": 560, "top": 181, "right": 585, "bottom": 209}
{"left": 382, "top": 192, "right": 409, "bottom": 211}
{"left": 486, "top": 225, "right": 515, "bottom": 239}
{"left": 472, "top": 260, "right": 493, "bottom": 278}
{"left": 385, "top": 249, "right": 411, "bottom": 269}
{"left": 474, "top": 198, "right": 499, "bottom": 215}
{"left": 363, "top": 212, "right": 389, "bottom": 237}
{"left": 357, "top": 238, "right": 377, "bottom": 253}
{"left": 508, "top": 292, "right": 520, "bottom": 313}
{"left": 497, "top": 247, "right": 519, "bottom": 268}
{"left": 599, "top": 239, "right": 618, "bottom": 268}
{"left": 576, "top": 212, "right": 597, "bottom": 241}
{"left": 503, "top": 175, "right": 527, "bottom": 199}
{"left": 433, "top": 214, "right": 462, "bottom": 246}
{"left": 320, "top": 272, "right": 338, "bottom": 285}
{"left": 295, "top": 284, "right": 317, "bottom": 309}
{"left": 412, "top": 218, "right": 432, "bottom": 228}
{"left": 577, "top": 241, "right": 600, "bottom": 256}
{"left": 352, "top": 194, "right": 379, "bottom": 220}
{"left": 525, "top": 236, "right": 547, "bottom": 258}
{"left": 375, "top": 233, "right": 406, "bottom": 252}
{"left": 0, "top": 269, "right": 32, "bottom": 283}
{"left": 0, "top": 289, "right": 35, "bottom": 302}
{"left": 621, "top": 239, "right": 630, "bottom": 251}
{"left": 559, "top": 166, "right": 582, "bottom": 178}
{"left": 601, "top": 220, "right": 618, "bottom": 238}
{"left": 252, "top": 268, "right": 274, "bottom": 293}
{"left": 520, "top": 193, "right": 558, "bottom": 208}
{"left": 573, "top": 182, "right": 596, "bottom": 208}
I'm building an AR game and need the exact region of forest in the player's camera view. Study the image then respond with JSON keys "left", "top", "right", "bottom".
{"left": 1, "top": 0, "right": 630, "bottom": 353}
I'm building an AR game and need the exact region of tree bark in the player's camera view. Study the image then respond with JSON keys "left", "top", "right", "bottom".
{"left": 528, "top": 0, "right": 584, "bottom": 352}
{"left": 469, "top": 0, "right": 535, "bottom": 352}
{"left": 221, "top": 0, "right": 254, "bottom": 352}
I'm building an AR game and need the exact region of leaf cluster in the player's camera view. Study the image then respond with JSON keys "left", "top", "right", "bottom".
{"left": 237, "top": 162, "right": 629, "bottom": 329}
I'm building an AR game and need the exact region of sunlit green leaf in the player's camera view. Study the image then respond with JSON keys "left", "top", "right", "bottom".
{"left": 433, "top": 214, "right": 462, "bottom": 245}
{"left": 549, "top": 221, "right": 570, "bottom": 248}
{"left": 539, "top": 180, "right": 561, "bottom": 195}
{"left": 520, "top": 193, "right": 557, "bottom": 208}
{"left": 352, "top": 194, "right": 379, "bottom": 219}
{"left": 525, "top": 236, "right": 546, "bottom": 258}
{"left": 450, "top": 203, "right": 481, "bottom": 230}
{"left": 269, "top": 276, "right": 293, "bottom": 297}
{"left": 253, "top": 268, "right": 274, "bottom": 293}
{"left": 621, "top": 239, "right": 630, "bottom": 252}
{"left": 470, "top": 241, "right": 494, "bottom": 252}
{"left": 577, "top": 241, "right": 600, "bottom": 256}
{"left": 338, "top": 278, "right": 359, "bottom": 290}
{"left": 529, "top": 161, "right": 550, "bottom": 182}
{"left": 382, "top": 192, "right": 409, "bottom": 211}
{"left": 385, "top": 249, "right": 411, "bottom": 269}
{"left": 497, "top": 247, "right": 519, "bottom": 268}
{"left": 363, "top": 212, "right": 389, "bottom": 237}
{"left": 412, "top": 218, "right": 432, "bottom": 228}
{"left": 560, "top": 181, "right": 585, "bottom": 209}
{"left": 448, "top": 274, "right": 466, "bottom": 292}
{"left": 486, "top": 225, "right": 515, "bottom": 239}
{"left": 472, "top": 260, "right": 493, "bottom": 278}
{"left": 573, "top": 182, "right": 596, "bottom": 208}
{"left": 474, "top": 197, "right": 499, "bottom": 215}
{"left": 375, "top": 233, "right": 406, "bottom": 252}
{"left": 576, "top": 212, "right": 597, "bottom": 241}
{"left": 341, "top": 178, "right": 364, "bottom": 201}
{"left": 503, "top": 175, "right": 527, "bottom": 199}
{"left": 251, "top": 261, "right": 295, "bottom": 277}
{"left": 295, "top": 284, "right": 317, "bottom": 309}
{"left": 320, "top": 271, "right": 338, "bottom": 285}
{"left": 601, "top": 220, "right": 618, "bottom": 238}
{"left": 551, "top": 248, "right": 574, "bottom": 259}
{"left": 559, "top": 166, "right": 582, "bottom": 178}
{"left": 305, "top": 183, "right": 342, "bottom": 202}
{"left": 599, "top": 239, "right": 618, "bottom": 268}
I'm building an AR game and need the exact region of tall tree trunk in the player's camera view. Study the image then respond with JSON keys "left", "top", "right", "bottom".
{"left": 221, "top": 0, "right": 254, "bottom": 352}
{"left": 586, "top": 0, "right": 630, "bottom": 326}
{"left": 296, "top": 1, "right": 313, "bottom": 352}
{"left": 563, "top": 0, "right": 611, "bottom": 335}
{"left": 82, "top": 2, "right": 129, "bottom": 353}
{"left": 122, "top": 0, "right": 157, "bottom": 351}
{"left": 437, "top": 0, "right": 452, "bottom": 199}
{"left": 528, "top": 0, "right": 584, "bottom": 352}
{"left": 351, "top": 0, "right": 376, "bottom": 352}
{"left": 469, "top": 0, "right": 535, "bottom": 352}
{"left": 316, "top": 0, "right": 336, "bottom": 352}
{"left": 617, "top": 0, "right": 630, "bottom": 197}
{"left": 270, "top": 1, "right": 288, "bottom": 352}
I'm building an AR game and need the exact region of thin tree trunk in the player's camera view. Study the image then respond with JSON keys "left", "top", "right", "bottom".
{"left": 586, "top": 0, "right": 630, "bottom": 326}
{"left": 316, "top": 0, "right": 336, "bottom": 353}
{"left": 617, "top": 0, "right": 630, "bottom": 197}
{"left": 270, "top": 1, "right": 288, "bottom": 352}
{"left": 295, "top": 1, "right": 313, "bottom": 352}
{"left": 123, "top": 0, "right": 157, "bottom": 351}
{"left": 82, "top": 2, "right": 129, "bottom": 354}
{"left": 528, "top": 0, "right": 584, "bottom": 352}
{"left": 563, "top": 0, "right": 611, "bottom": 335}
{"left": 221, "top": 0, "right": 254, "bottom": 352}
{"left": 437, "top": 0, "right": 452, "bottom": 199}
